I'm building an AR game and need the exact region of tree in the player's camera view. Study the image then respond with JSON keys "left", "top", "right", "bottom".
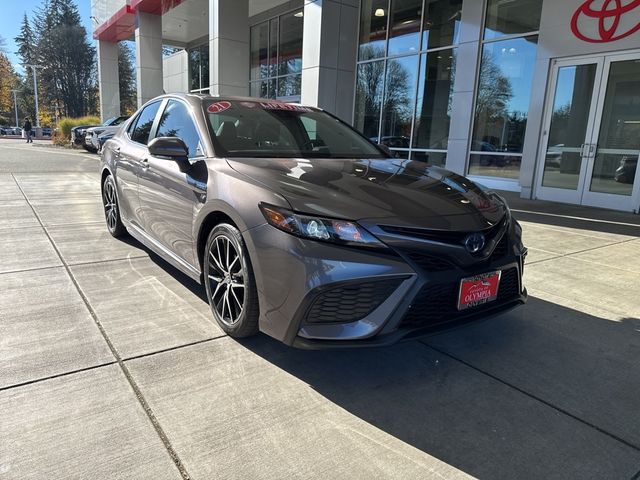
{"left": 0, "top": 52, "right": 20, "bottom": 125}
{"left": 14, "top": 14, "right": 37, "bottom": 120}
{"left": 118, "top": 42, "right": 137, "bottom": 115}
{"left": 33, "top": 0, "right": 97, "bottom": 118}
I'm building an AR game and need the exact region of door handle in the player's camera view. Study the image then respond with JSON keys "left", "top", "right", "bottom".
{"left": 588, "top": 143, "right": 597, "bottom": 158}
{"left": 140, "top": 158, "right": 149, "bottom": 169}
{"left": 580, "top": 143, "right": 588, "bottom": 158}
{"left": 113, "top": 146, "right": 121, "bottom": 158}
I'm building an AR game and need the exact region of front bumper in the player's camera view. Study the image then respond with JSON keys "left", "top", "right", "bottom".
{"left": 244, "top": 221, "right": 527, "bottom": 348}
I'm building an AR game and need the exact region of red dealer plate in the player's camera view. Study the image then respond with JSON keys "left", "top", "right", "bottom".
{"left": 457, "top": 271, "right": 501, "bottom": 311}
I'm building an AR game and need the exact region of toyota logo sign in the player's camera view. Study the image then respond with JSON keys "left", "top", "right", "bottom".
{"left": 571, "top": 0, "right": 640, "bottom": 43}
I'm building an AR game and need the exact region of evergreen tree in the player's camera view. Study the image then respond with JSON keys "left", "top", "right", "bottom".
{"left": 34, "top": 0, "right": 96, "bottom": 117}
{"left": 14, "top": 14, "right": 37, "bottom": 120}
{"left": 118, "top": 42, "right": 137, "bottom": 115}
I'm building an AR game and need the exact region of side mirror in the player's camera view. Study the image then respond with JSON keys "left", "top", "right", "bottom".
{"left": 148, "top": 136, "right": 189, "bottom": 160}
{"left": 377, "top": 143, "right": 393, "bottom": 157}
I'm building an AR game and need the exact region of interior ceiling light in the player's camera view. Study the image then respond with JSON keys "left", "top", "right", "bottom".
{"left": 375, "top": 8, "right": 385, "bottom": 17}
{"left": 294, "top": 11, "right": 303, "bottom": 17}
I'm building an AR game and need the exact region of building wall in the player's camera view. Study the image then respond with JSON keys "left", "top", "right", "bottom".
{"left": 163, "top": 50, "right": 190, "bottom": 94}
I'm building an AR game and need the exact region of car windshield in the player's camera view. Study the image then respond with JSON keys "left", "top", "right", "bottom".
{"left": 104, "top": 116, "right": 128, "bottom": 127}
{"left": 205, "top": 100, "right": 385, "bottom": 159}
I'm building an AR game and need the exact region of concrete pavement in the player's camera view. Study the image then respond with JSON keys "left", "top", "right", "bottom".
{"left": 1, "top": 141, "right": 639, "bottom": 479}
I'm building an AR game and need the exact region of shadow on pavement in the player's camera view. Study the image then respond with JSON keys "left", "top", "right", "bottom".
{"left": 236, "top": 297, "right": 640, "bottom": 479}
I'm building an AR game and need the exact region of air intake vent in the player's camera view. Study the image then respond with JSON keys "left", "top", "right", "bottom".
{"left": 305, "top": 278, "right": 404, "bottom": 324}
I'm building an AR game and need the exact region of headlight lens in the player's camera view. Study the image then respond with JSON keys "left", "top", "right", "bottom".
{"left": 260, "top": 204, "right": 385, "bottom": 248}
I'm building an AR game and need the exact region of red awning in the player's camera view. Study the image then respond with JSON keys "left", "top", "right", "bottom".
{"left": 94, "top": 0, "right": 182, "bottom": 41}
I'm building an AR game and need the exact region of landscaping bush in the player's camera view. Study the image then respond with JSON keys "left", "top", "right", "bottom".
{"left": 56, "top": 116, "right": 101, "bottom": 143}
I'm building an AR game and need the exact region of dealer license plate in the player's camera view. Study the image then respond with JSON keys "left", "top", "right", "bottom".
{"left": 457, "top": 271, "right": 501, "bottom": 311}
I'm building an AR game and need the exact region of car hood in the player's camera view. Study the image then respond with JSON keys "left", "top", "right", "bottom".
{"left": 226, "top": 157, "right": 506, "bottom": 231}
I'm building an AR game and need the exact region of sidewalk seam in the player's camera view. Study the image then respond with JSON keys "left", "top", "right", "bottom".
{"left": 11, "top": 173, "right": 193, "bottom": 480}
{"left": 421, "top": 341, "right": 640, "bottom": 454}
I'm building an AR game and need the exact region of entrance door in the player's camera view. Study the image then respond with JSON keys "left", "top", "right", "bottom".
{"left": 536, "top": 52, "right": 640, "bottom": 212}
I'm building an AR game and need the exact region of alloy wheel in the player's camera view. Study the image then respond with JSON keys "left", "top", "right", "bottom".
{"left": 207, "top": 235, "right": 246, "bottom": 326}
{"left": 103, "top": 178, "right": 118, "bottom": 232}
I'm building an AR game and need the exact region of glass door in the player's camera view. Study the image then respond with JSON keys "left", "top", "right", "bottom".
{"left": 535, "top": 57, "right": 603, "bottom": 204}
{"left": 536, "top": 53, "right": 640, "bottom": 212}
{"left": 582, "top": 54, "right": 640, "bottom": 211}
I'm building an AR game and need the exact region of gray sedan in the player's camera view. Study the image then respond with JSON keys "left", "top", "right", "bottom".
{"left": 100, "top": 94, "right": 526, "bottom": 348}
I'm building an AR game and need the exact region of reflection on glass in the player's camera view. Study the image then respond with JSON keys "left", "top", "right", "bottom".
{"left": 542, "top": 64, "right": 597, "bottom": 190}
{"left": 359, "top": 0, "right": 389, "bottom": 60}
{"left": 278, "top": 11, "right": 303, "bottom": 76}
{"left": 250, "top": 81, "right": 269, "bottom": 98}
{"left": 412, "top": 150, "right": 446, "bottom": 166}
{"left": 277, "top": 74, "right": 301, "bottom": 100}
{"left": 188, "top": 45, "right": 210, "bottom": 91}
{"left": 387, "top": 0, "right": 422, "bottom": 56}
{"left": 413, "top": 50, "right": 455, "bottom": 149}
{"left": 422, "top": 0, "right": 462, "bottom": 49}
{"left": 189, "top": 48, "right": 200, "bottom": 91}
{"left": 589, "top": 59, "right": 640, "bottom": 196}
{"left": 468, "top": 154, "right": 521, "bottom": 179}
{"left": 250, "top": 23, "right": 269, "bottom": 80}
{"left": 389, "top": 149, "right": 410, "bottom": 159}
{"left": 470, "top": 36, "right": 537, "bottom": 178}
{"left": 484, "top": 0, "right": 542, "bottom": 40}
{"left": 354, "top": 60, "right": 385, "bottom": 141}
{"left": 381, "top": 56, "right": 419, "bottom": 139}
{"left": 269, "top": 18, "right": 278, "bottom": 77}
{"left": 200, "top": 46, "right": 209, "bottom": 89}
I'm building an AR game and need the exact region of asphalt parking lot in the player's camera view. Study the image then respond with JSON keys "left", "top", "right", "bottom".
{"left": 1, "top": 140, "right": 639, "bottom": 479}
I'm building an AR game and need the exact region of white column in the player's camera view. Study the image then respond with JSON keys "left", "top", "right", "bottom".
{"left": 444, "top": 0, "right": 484, "bottom": 176}
{"left": 301, "top": 0, "right": 358, "bottom": 123}
{"left": 135, "top": 12, "right": 164, "bottom": 107}
{"left": 97, "top": 40, "right": 121, "bottom": 121}
{"left": 209, "top": 0, "right": 250, "bottom": 96}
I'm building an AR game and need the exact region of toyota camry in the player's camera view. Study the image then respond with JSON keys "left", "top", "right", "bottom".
{"left": 100, "top": 94, "right": 527, "bottom": 348}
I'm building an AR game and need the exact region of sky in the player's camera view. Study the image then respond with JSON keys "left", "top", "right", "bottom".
{"left": 0, "top": 0, "right": 95, "bottom": 73}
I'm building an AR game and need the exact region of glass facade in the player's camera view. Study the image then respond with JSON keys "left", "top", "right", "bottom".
{"left": 250, "top": 10, "right": 303, "bottom": 102}
{"left": 189, "top": 44, "right": 210, "bottom": 93}
{"left": 354, "top": 0, "right": 461, "bottom": 165}
{"left": 468, "top": 0, "right": 542, "bottom": 179}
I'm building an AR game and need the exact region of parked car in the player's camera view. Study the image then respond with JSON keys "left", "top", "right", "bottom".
{"left": 614, "top": 156, "right": 637, "bottom": 184}
{"left": 86, "top": 116, "right": 129, "bottom": 152}
{"left": 41, "top": 127, "right": 52, "bottom": 136}
{"left": 96, "top": 131, "right": 116, "bottom": 153}
{"left": 72, "top": 116, "right": 128, "bottom": 151}
{"left": 1, "top": 126, "right": 22, "bottom": 135}
{"left": 101, "top": 94, "right": 526, "bottom": 348}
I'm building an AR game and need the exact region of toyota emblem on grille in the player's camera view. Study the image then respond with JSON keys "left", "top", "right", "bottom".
{"left": 464, "top": 233, "right": 485, "bottom": 253}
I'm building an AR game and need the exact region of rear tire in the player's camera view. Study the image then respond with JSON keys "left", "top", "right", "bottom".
{"left": 102, "top": 175, "right": 126, "bottom": 238}
{"left": 204, "top": 224, "right": 259, "bottom": 337}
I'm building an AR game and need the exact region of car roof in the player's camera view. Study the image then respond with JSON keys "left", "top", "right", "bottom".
{"left": 154, "top": 92, "right": 317, "bottom": 111}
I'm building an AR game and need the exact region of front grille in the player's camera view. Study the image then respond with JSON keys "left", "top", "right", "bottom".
{"left": 379, "top": 217, "right": 506, "bottom": 246}
{"left": 401, "top": 267, "right": 520, "bottom": 327}
{"left": 489, "top": 233, "right": 509, "bottom": 262}
{"left": 305, "top": 278, "right": 404, "bottom": 324}
{"left": 405, "top": 251, "right": 457, "bottom": 272}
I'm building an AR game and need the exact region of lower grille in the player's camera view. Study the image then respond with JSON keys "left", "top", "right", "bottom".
{"left": 401, "top": 267, "right": 520, "bottom": 327}
{"left": 305, "top": 278, "right": 404, "bottom": 324}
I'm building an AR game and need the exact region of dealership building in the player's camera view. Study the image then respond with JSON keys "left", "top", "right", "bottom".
{"left": 92, "top": 0, "right": 640, "bottom": 212}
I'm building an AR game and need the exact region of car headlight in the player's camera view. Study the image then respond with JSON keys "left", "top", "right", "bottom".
{"left": 260, "top": 204, "right": 386, "bottom": 249}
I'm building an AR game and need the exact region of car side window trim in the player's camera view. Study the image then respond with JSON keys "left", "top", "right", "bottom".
{"left": 153, "top": 97, "right": 206, "bottom": 160}
{"left": 128, "top": 100, "right": 164, "bottom": 147}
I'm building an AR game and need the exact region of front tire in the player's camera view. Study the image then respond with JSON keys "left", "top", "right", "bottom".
{"left": 204, "top": 224, "right": 259, "bottom": 338}
{"left": 102, "top": 175, "right": 126, "bottom": 238}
